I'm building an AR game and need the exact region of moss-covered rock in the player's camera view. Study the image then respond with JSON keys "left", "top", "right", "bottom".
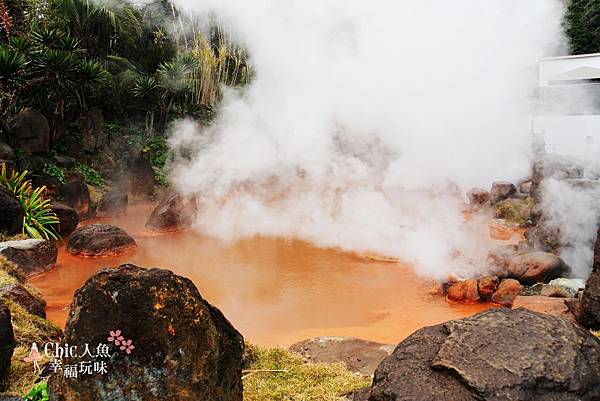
{"left": 494, "top": 197, "right": 533, "bottom": 226}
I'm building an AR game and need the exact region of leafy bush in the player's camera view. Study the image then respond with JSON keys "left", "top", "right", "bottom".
{"left": 0, "top": 163, "right": 60, "bottom": 240}
{"left": 24, "top": 381, "right": 49, "bottom": 401}
{"left": 75, "top": 162, "right": 104, "bottom": 186}
{"left": 43, "top": 163, "right": 66, "bottom": 183}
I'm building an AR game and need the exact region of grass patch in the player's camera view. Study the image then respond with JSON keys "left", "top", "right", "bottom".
{"left": 243, "top": 344, "right": 371, "bottom": 401}
{"left": 0, "top": 256, "right": 26, "bottom": 284}
{"left": 3, "top": 346, "right": 51, "bottom": 397}
{"left": 1, "top": 299, "right": 61, "bottom": 347}
{"left": 0, "top": 233, "right": 28, "bottom": 242}
{"left": 494, "top": 197, "right": 533, "bottom": 226}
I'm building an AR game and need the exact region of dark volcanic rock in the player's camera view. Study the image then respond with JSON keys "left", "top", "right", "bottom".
{"left": 490, "top": 278, "right": 523, "bottom": 307}
{"left": 466, "top": 188, "right": 489, "bottom": 205}
{"left": 48, "top": 264, "right": 244, "bottom": 401}
{"left": 30, "top": 172, "right": 61, "bottom": 198}
{"left": 446, "top": 279, "right": 479, "bottom": 303}
{"left": 127, "top": 157, "right": 154, "bottom": 197}
{"left": 60, "top": 180, "right": 91, "bottom": 219}
{"left": 507, "top": 251, "right": 568, "bottom": 284}
{"left": 369, "top": 308, "right": 600, "bottom": 401}
{"left": 580, "top": 268, "right": 600, "bottom": 330}
{"left": 489, "top": 181, "right": 516, "bottom": 205}
{"left": 67, "top": 224, "right": 136, "bottom": 257}
{"left": 0, "top": 283, "right": 46, "bottom": 318}
{"left": 0, "top": 186, "right": 24, "bottom": 235}
{"left": 0, "top": 239, "right": 57, "bottom": 275}
{"left": 289, "top": 336, "right": 395, "bottom": 376}
{"left": 145, "top": 192, "right": 196, "bottom": 232}
{"left": 8, "top": 108, "right": 50, "bottom": 154}
{"left": 96, "top": 190, "right": 128, "bottom": 218}
{"left": 50, "top": 202, "right": 79, "bottom": 236}
{"left": 0, "top": 300, "right": 15, "bottom": 391}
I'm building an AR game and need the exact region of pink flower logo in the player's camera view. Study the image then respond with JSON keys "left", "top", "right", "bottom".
{"left": 120, "top": 339, "right": 135, "bottom": 354}
{"left": 108, "top": 330, "right": 124, "bottom": 346}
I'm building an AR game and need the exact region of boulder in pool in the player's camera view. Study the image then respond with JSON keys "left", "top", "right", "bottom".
{"left": 48, "top": 264, "right": 244, "bottom": 401}
{"left": 50, "top": 202, "right": 79, "bottom": 236}
{"left": 0, "top": 239, "right": 57, "bottom": 276}
{"left": 0, "top": 299, "right": 15, "bottom": 391}
{"left": 96, "top": 190, "right": 128, "bottom": 218}
{"left": 490, "top": 278, "right": 522, "bottom": 307}
{"left": 145, "top": 192, "right": 196, "bottom": 232}
{"left": 489, "top": 181, "right": 516, "bottom": 205}
{"left": 367, "top": 308, "right": 600, "bottom": 401}
{"left": 446, "top": 279, "right": 480, "bottom": 303}
{"left": 67, "top": 224, "right": 136, "bottom": 257}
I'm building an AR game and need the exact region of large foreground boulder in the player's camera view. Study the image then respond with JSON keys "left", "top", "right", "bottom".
{"left": 0, "top": 186, "right": 23, "bottom": 235}
{"left": 67, "top": 224, "right": 136, "bottom": 257}
{"left": 50, "top": 202, "right": 79, "bottom": 236}
{"left": 8, "top": 108, "right": 50, "bottom": 154}
{"left": 60, "top": 180, "right": 91, "bottom": 219}
{"left": 0, "top": 300, "right": 15, "bottom": 391}
{"left": 0, "top": 239, "right": 57, "bottom": 275}
{"left": 368, "top": 308, "right": 600, "bottom": 401}
{"left": 289, "top": 336, "right": 395, "bottom": 376}
{"left": 48, "top": 264, "right": 244, "bottom": 401}
{"left": 145, "top": 192, "right": 196, "bottom": 232}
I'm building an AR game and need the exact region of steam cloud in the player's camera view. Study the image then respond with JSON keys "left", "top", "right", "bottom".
{"left": 166, "top": 0, "right": 565, "bottom": 280}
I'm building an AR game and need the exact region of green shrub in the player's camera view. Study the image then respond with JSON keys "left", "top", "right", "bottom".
{"left": 24, "top": 381, "right": 49, "bottom": 401}
{"left": 43, "top": 163, "right": 66, "bottom": 183}
{"left": 75, "top": 163, "right": 104, "bottom": 186}
{"left": 0, "top": 163, "right": 60, "bottom": 240}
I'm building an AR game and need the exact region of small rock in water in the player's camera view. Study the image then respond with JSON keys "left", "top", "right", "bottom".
{"left": 145, "top": 192, "right": 196, "bottom": 232}
{"left": 447, "top": 279, "right": 480, "bottom": 303}
{"left": 477, "top": 276, "right": 499, "bottom": 301}
{"left": 67, "top": 224, "right": 136, "bottom": 257}
{"left": 489, "top": 181, "right": 516, "bottom": 205}
{"left": 96, "top": 190, "right": 128, "bottom": 218}
{"left": 491, "top": 278, "right": 523, "bottom": 307}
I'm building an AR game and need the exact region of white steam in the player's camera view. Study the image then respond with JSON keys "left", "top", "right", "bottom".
{"left": 168, "top": 0, "right": 564, "bottom": 280}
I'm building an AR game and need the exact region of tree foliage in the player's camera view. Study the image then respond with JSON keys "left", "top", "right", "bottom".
{"left": 565, "top": 0, "right": 600, "bottom": 54}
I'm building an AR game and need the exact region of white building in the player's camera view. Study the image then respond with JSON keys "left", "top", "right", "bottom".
{"left": 534, "top": 53, "right": 600, "bottom": 161}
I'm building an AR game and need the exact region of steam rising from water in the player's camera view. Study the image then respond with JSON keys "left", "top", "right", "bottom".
{"left": 168, "top": 0, "right": 564, "bottom": 279}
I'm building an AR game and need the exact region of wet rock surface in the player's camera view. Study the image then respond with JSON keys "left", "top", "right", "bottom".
{"left": 145, "top": 192, "right": 195, "bottom": 232}
{"left": 0, "top": 300, "right": 15, "bottom": 391}
{"left": 96, "top": 190, "right": 128, "bottom": 218}
{"left": 48, "top": 264, "right": 244, "bottom": 401}
{"left": 0, "top": 186, "right": 24, "bottom": 235}
{"left": 0, "top": 239, "right": 57, "bottom": 275}
{"left": 580, "top": 267, "right": 600, "bottom": 329}
{"left": 59, "top": 180, "right": 91, "bottom": 219}
{"left": 289, "top": 336, "right": 395, "bottom": 376}
{"left": 67, "top": 224, "right": 136, "bottom": 257}
{"left": 0, "top": 283, "right": 46, "bottom": 318}
{"left": 490, "top": 278, "right": 522, "bottom": 307}
{"left": 507, "top": 251, "right": 568, "bottom": 284}
{"left": 477, "top": 276, "right": 499, "bottom": 301}
{"left": 446, "top": 279, "right": 479, "bottom": 303}
{"left": 368, "top": 308, "right": 600, "bottom": 401}
{"left": 50, "top": 202, "right": 80, "bottom": 236}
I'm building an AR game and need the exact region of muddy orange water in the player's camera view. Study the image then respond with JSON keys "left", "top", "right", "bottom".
{"left": 31, "top": 204, "right": 494, "bottom": 347}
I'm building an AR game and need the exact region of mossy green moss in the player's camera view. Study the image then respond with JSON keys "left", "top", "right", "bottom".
{"left": 0, "top": 256, "right": 26, "bottom": 284}
{"left": 243, "top": 343, "right": 371, "bottom": 401}
{"left": 3, "top": 346, "right": 51, "bottom": 397}
{"left": 494, "top": 197, "right": 533, "bottom": 226}
{"left": 1, "top": 298, "right": 61, "bottom": 347}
